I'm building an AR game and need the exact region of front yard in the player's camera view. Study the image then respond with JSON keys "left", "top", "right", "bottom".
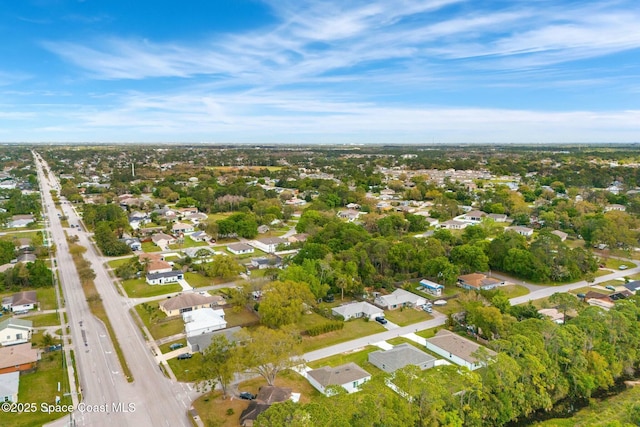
{"left": 134, "top": 302, "right": 185, "bottom": 340}
{"left": 306, "top": 345, "right": 382, "bottom": 375}
{"left": 121, "top": 278, "right": 182, "bottom": 298}
{"left": 383, "top": 307, "right": 431, "bottom": 326}
{"left": 141, "top": 241, "right": 162, "bottom": 252}
{"left": 167, "top": 352, "right": 203, "bottom": 382}
{"left": 298, "top": 313, "right": 386, "bottom": 352}
{"left": 22, "top": 312, "right": 61, "bottom": 327}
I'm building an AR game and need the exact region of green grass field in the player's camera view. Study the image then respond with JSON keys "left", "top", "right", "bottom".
{"left": 307, "top": 345, "right": 382, "bottom": 374}
{"left": 107, "top": 257, "right": 134, "bottom": 269}
{"left": 4, "top": 351, "right": 73, "bottom": 427}
{"left": 121, "top": 278, "right": 182, "bottom": 298}
{"left": 384, "top": 307, "right": 431, "bottom": 326}
{"left": 298, "top": 313, "right": 386, "bottom": 352}
{"left": 167, "top": 352, "right": 203, "bottom": 382}
{"left": 183, "top": 272, "right": 213, "bottom": 288}
{"left": 141, "top": 241, "right": 162, "bottom": 252}
{"left": 134, "top": 302, "right": 185, "bottom": 340}
{"left": 22, "top": 312, "right": 62, "bottom": 327}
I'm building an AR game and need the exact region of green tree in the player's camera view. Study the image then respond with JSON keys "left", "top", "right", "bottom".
{"left": 235, "top": 326, "right": 302, "bottom": 386}
{"left": 258, "top": 280, "right": 315, "bottom": 328}
{"left": 197, "top": 334, "right": 237, "bottom": 398}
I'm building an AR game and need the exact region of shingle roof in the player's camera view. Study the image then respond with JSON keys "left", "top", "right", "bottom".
{"left": 12, "top": 291, "right": 37, "bottom": 306}
{"left": 427, "top": 330, "right": 496, "bottom": 364}
{"left": 368, "top": 343, "right": 436, "bottom": 372}
{"left": 0, "top": 343, "right": 39, "bottom": 370}
{"left": 160, "top": 293, "right": 217, "bottom": 312}
{"left": 307, "top": 362, "right": 370, "bottom": 387}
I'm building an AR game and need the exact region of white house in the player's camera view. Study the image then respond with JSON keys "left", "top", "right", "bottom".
{"left": 183, "top": 247, "right": 216, "bottom": 264}
{"left": 419, "top": 279, "right": 444, "bottom": 296}
{"left": 463, "top": 210, "right": 486, "bottom": 222}
{"left": 5, "top": 291, "right": 37, "bottom": 312}
{"left": 604, "top": 204, "right": 626, "bottom": 212}
{"left": 182, "top": 308, "right": 227, "bottom": 337}
{"left": 172, "top": 222, "right": 195, "bottom": 234}
{"left": 306, "top": 362, "right": 371, "bottom": 395}
{"left": 505, "top": 226, "right": 534, "bottom": 237}
{"left": 0, "top": 371, "right": 19, "bottom": 402}
{"left": 332, "top": 302, "right": 382, "bottom": 321}
{"left": 251, "top": 237, "right": 288, "bottom": 254}
{"left": 440, "top": 220, "right": 469, "bottom": 230}
{"left": 425, "top": 329, "right": 496, "bottom": 371}
{"left": 146, "top": 260, "right": 173, "bottom": 275}
{"left": 375, "top": 289, "right": 427, "bottom": 310}
{"left": 0, "top": 318, "right": 33, "bottom": 346}
{"left": 146, "top": 270, "right": 184, "bottom": 285}
{"left": 227, "top": 243, "right": 255, "bottom": 255}
{"left": 189, "top": 231, "right": 210, "bottom": 242}
{"left": 8, "top": 215, "right": 35, "bottom": 228}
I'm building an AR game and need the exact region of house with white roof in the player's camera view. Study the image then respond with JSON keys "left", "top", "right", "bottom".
{"left": 375, "top": 289, "right": 427, "bottom": 310}
{"left": 0, "top": 318, "right": 33, "bottom": 346}
{"left": 227, "top": 243, "right": 254, "bottom": 255}
{"left": 182, "top": 308, "right": 227, "bottom": 337}
{"left": 0, "top": 371, "right": 19, "bottom": 402}
{"left": 505, "top": 225, "right": 534, "bottom": 237}
{"left": 250, "top": 237, "right": 288, "bottom": 254}
{"left": 419, "top": 279, "right": 444, "bottom": 296}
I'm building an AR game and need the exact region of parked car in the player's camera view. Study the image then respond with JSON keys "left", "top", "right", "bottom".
{"left": 375, "top": 316, "right": 388, "bottom": 325}
{"left": 576, "top": 293, "right": 586, "bottom": 298}
{"left": 239, "top": 392, "right": 255, "bottom": 400}
{"left": 323, "top": 294, "right": 335, "bottom": 303}
{"left": 177, "top": 353, "right": 192, "bottom": 360}
{"left": 618, "top": 265, "right": 628, "bottom": 270}
{"left": 605, "top": 285, "right": 617, "bottom": 291}
{"left": 169, "top": 343, "right": 184, "bottom": 351}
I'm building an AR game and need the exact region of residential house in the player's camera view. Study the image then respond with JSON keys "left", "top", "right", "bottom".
{"left": 5, "top": 291, "right": 37, "bottom": 312}
{"left": 425, "top": 329, "right": 496, "bottom": 371}
{"left": 15, "top": 238, "right": 32, "bottom": 251}
{"left": 146, "top": 259, "right": 173, "bottom": 275}
{"left": 337, "top": 210, "right": 360, "bottom": 222}
{"left": 584, "top": 291, "right": 615, "bottom": 310}
{"left": 538, "top": 308, "right": 564, "bottom": 324}
{"left": 488, "top": 213, "right": 508, "bottom": 223}
{"left": 151, "top": 233, "right": 176, "bottom": 247}
{"left": 505, "top": 226, "right": 534, "bottom": 237}
{"left": 368, "top": 343, "right": 436, "bottom": 373}
{"left": 419, "top": 279, "right": 444, "bottom": 296}
{"left": 250, "top": 257, "right": 279, "bottom": 270}
{"left": 551, "top": 230, "right": 568, "bottom": 241}
{"left": 457, "top": 273, "right": 503, "bottom": 291}
{"left": 186, "top": 326, "right": 241, "bottom": 353}
{"left": 251, "top": 237, "right": 288, "bottom": 254}
{"left": 332, "top": 302, "right": 383, "bottom": 321}
{"left": 183, "top": 247, "right": 216, "bottom": 264}
{"left": 604, "top": 204, "right": 626, "bottom": 212}
{"left": 0, "top": 343, "right": 40, "bottom": 374}
{"left": 287, "top": 233, "right": 308, "bottom": 244}
{"left": 375, "top": 289, "right": 427, "bottom": 310}
{"left": 257, "top": 225, "right": 270, "bottom": 234}
{"left": 8, "top": 215, "right": 35, "bottom": 228}
{"left": 183, "top": 308, "right": 227, "bottom": 337}
{"left": 307, "top": 362, "right": 371, "bottom": 395}
{"left": 146, "top": 270, "right": 184, "bottom": 285}
{"left": 227, "top": 243, "right": 254, "bottom": 255}
{"left": 424, "top": 217, "right": 439, "bottom": 227}
{"left": 159, "top": 293, "right": 220, "bottom": 317}
{"left": 122, "top": 238, "right": 141, "bottom": 251}
{"left": 188, "top": 231, "right": 209, "bottom": 242}
{"left": 440, "top": 220, "right": 468, "bottom": 230}
{"left": 623, "top": 280, "right": 640, "bottom": 294}
{"left": 128, "top": 211, "right": 149, "bottom": 230}
{"left": 240, "top": 386, "right": 293, "bottom": 427}
{"left": 172, "top": 222, "right": 195, "bottom": 235}
{"left": 16, "top": 253, "right": 36, "bottom": 264}
{"left": 0, "top": 371, "right": 19, "bottom": 402}
{"left": 0, "top": 319, "right": 33, "bottom": 346}
{"left": 463, "top": 210, "right": 486, "bottom": 222}
{"left": 184, "top": 212, "right": 208, "bottom": 224}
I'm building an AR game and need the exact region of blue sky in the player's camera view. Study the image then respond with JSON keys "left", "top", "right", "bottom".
{"left": 1, "top": 0, "right": 639, "bottom": 143}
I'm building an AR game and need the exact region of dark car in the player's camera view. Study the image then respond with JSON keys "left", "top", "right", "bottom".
{"left": 323, "top": 294, "right": 335, "bottom": 303}
{"left": 177, "top": 353, "right": 192, "bottom": 360}
{"left": 239, "top": 392, "right": 255, "bottom": 400}
{"left": 375, "top": 316, "right": 388, "bottom": 325}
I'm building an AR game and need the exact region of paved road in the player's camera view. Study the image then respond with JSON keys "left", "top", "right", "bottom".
{"left": 35, "top": 153, "right": 195, "bottom": 427}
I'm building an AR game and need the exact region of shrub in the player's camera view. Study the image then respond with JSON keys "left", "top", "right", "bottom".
{"left": 306, "top": 321, "right": 344, "bottom": 337}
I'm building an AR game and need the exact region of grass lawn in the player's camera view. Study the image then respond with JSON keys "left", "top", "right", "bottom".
{"left": 107, "top": 257, "right": 134, "bottom": 269}
{"left": 167, "top": 352, "right": 203, "bottom": 382}
{"left": 121, "top": 278, "right": 182, "bottom": 298}
{"left": 22, "top": 312, "right": 61, "bottom": 327}
{"left": 537, "top": 384, "right": 640, "bottom": 427}
{"left": 569, "top": 286, "right": 612, "bottom": 296}
{"left": 225, "top": 308, "right": 259, "bottom": 328}
{"left": 141, "top": 241, "right": 162, "bottom": 252}
{"left": 432, "top": 299, "right": 465, "bottom": 316}
{"left": 604, "top": 257, "right": 637, "bottom": 270}
{"left": 384, "top": 307, "right": 431, "bottom": 326}
{"left": 298, "top": 313, "right": 386, "bottom": 352}
{"left": 184, "top": 272, "right": 213, "bottom": 288}
{"left": 169, "top": 238, "right": 208, "bottom": 250}
{"left": 306, "top": 345, "right": 382, "bottom": 374}
{"left": 206, "top": 212, "right": 233, "bottom": 222}
{"left": 4, "top": 351, "right": 73, "bottom": 427}
{"left": 594, "top": 269, "right": 612, "bottom": 278}
{"left": 193, "top": 369, "right": 321, "bottom": 427}
{"left": 0, "top": 231, "right": 41, "bottom": 241}
{"left": 135, "top": 302, "right": 185, "bottom": 340}
{"left": 386, "top": 336, "right": 426, "bottom": 349}
{"left": 499, "top": 284, "right": 530, "bottom": 298}
{"left": 414, "top": 327, "right": 440, "bottom": 340}
{"left": 159, "top": 338, "right": 187, "bottom": 354}
{"left": 36, "top": 287, "right": 58, "bottom": 310}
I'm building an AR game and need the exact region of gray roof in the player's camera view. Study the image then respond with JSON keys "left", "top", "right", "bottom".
{"left": 368, "top": 343, "right": 436, "bottom": 373}
{"left": 187, "top": 326, "right": 242, "bottom": 353}
{"left": 307, "top": 362, "right": 370, "bottom": 387}
{"left": 0, "top": 371, "right": 19, "bottom": 398}
{"left": 0, "top": 318, "right": 33, "bottom": 330}
{"left": 183, "top": 246, "right": 215, "bottom": 258}
{"left": 12, "top": 290, "right": 37, "bottom": 305}
{"left": 332, "top": 302, "right": 381, "bottom": 318}
{"left": 624, "top": 280, "right": 640, "bottom": 293}
{"left": 427, "top": 330, "right": 496, "bottom": 364}
{"left": 369, "top": 343, "right": 436, "bottom": 372}
{"left": 227, "top": 243, "right": 253, "bottom": 251}
{"left": 146, "top": 270, "right": 183, "bottom": 280}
